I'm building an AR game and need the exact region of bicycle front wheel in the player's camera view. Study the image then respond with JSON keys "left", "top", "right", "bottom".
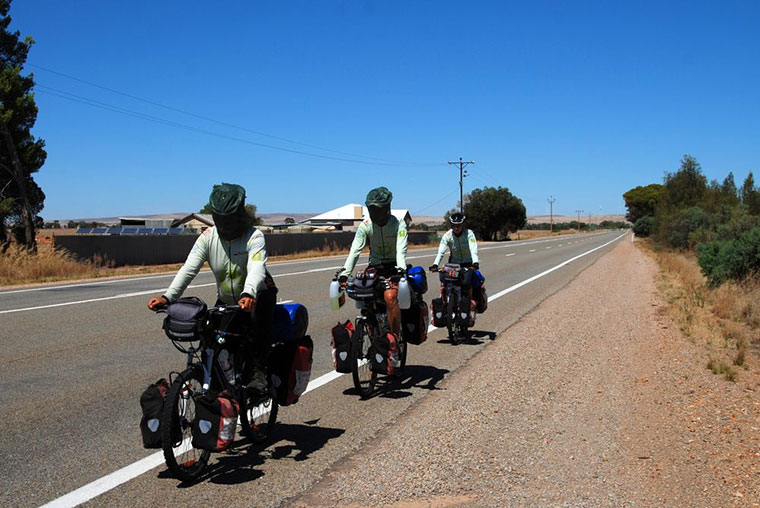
{"left": 240, "top": 385, "right": 278, "bottom": 444}
{"left": 351, "top": 320, "right": 377, "bottom": 398}
{"left": 161, "top": 366, "right": 210, "bottom": 482}
{"left": 446, "top": 295, "right": 458, "bottom": 344}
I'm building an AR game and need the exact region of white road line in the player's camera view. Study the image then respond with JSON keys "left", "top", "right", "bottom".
{"left": 545, "top": 247, "right": 552, "bottom": 249}
{"left": 0, "top": 283, "right": 217, "bottom": 315}
{"left": 529, "top": 249, "right": 536, "bottom": 252}
{"left": 40, "top": 231, "right": 627, "bottom": 508}
{"left": 505, "top": 253, "right": 515, "bottom": 257}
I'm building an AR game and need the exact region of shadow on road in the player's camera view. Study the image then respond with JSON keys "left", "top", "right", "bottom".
{"left": 342, "top": 364, "right": 450, "bottom": 400}
{"left": 163, "top": 419, "right": 345, "bottom": 487}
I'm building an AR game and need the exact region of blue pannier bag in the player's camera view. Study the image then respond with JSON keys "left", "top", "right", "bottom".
{"left": 406, "top": 266, "right": 428, "bottom": 294}
{"left": 273, "top": 303, "right": 309, "bottom": 342}
{"left": 472, "top": 270, "right": 485, "bottom": 289}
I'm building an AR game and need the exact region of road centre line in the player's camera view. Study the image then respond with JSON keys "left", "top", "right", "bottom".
{"left": 41, "top": 231, "right": 626, "bottom": 508}
{"left": 0, "top": 233, "right": 615, "bottom": 314}
{"left": 505, "top": 253, "right": 516, "bottom": 257}
{"left": 1, "top": 234, "right": 605, "bottom": 297}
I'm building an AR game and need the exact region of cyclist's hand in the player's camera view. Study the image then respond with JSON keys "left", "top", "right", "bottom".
{"left": 238, "top": 296, "right": 255, "bottom": 312}
{"left": 429, "top": 264, "right": 438, "bottom": 272}
{"left": 472, "top": 262, "right": 480, "bottom": 270}
{"left": 148, "top": 296, "right": 168, "bottom": 311}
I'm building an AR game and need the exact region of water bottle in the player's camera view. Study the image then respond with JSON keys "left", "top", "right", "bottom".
{"left": 329, "top": 279, "right": 345, "bottom": 310}
{"left": 397, "top": 277, "right": 411, "bottom": 310}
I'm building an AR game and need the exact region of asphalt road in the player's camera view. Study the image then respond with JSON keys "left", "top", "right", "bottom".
{"left": 0, "top": 230, "right": 626, "bottom": 508}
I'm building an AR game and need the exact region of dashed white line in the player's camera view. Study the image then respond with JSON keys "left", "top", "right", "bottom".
{"left": 505, "top": 253, "right": 516, "bottom": 257}
{"left": 529, "top": 249, "right": 536, "bottom": 252}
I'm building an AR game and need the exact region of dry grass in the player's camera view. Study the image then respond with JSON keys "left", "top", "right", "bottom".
{"left": 0, "top": 243, "right": 110, "bottom": 286}
{"left": 642, "top": 242, "right": 759, "bottom": 381}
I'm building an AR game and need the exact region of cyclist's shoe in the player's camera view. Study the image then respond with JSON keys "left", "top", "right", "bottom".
{"left": 245, "top": 369, "right": 268, "bottom": 405}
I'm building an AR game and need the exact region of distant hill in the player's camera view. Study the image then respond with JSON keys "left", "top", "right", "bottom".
{"left": 527, "top": 214, "right": 628, "bottom": 225}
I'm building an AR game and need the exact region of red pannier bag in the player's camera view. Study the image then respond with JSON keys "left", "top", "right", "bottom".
{"left": 330, "top": 320, "right": 354, "bottom": 373}
{"left": 191, "top": 390, "right": 240, "bottom": 452}
{"left": 370, "top": 332, "right": 399, "bottom": 375}
{"left": 270, "top": 335, "right": 314, "bottom": 406}
{"left": 401, "top": 300, "right": 429, "bottom": 345}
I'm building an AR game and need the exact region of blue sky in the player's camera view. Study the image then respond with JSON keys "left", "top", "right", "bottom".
{"left": 9, "top": 0, "right": 760, "bottom": 221}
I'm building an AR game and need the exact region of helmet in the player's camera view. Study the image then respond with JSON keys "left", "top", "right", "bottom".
{"left": 365, "top": 187, "right": 393, "bottom": 226}
{"left": 449, "top": 212, "right": 465, "bottom": 226}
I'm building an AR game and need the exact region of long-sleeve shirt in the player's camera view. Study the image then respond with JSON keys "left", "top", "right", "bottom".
{"left": 164, "top": 226, "right": 270, "bottom": 304}
{"left": 433, "top": 228, "right": 479, "bottom": 266}
{"left": 340, "top": 216, "right": 408, "bottom": 277}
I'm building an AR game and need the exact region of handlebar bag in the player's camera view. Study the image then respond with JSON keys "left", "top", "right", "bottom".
{"left": 370, "top": 332, "right": 399, "bottom": 375}
{"left": 348, "top": 268, "right": 380, "bottom": 299}
{"left": 401, "top": 300, "right": 429, "bottom": 345}
{"left": 269, "top": 335, "right": 314, "bottom": 406}
{"left": 443, "top": 263, "right": 462, "bottom": 283}
{"left": 139, "top": 378, "right": 171, "bottom": 449}
{"left": 406, "top": 266, "right": 428, "bottom": 295}
{"left": 163, "top": 297, "right": 208, "bottom": 341}
{"left": 330, "top": 320, "right": 354, "bottom": 373}
{"left": 191, "top": 390, "right": 240, "bottom": 452}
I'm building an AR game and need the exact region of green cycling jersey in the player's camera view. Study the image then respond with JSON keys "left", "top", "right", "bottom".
{"left": 433, "top": 228, "right": 479, "bottom": 266}
{"left": 164, "top": 226, "right": 271, "bottom": 304}
{"left": 340, "top": 216, "right": 408, "bottom": 277}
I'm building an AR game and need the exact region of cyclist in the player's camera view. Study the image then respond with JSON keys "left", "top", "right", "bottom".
{"left": 147, "top": 183, "right": 277, "bottom": 398}
{"left": 429, "top": 212, "right": 480, "bottom": 302}
{"left": 337, "top": 186, "right": 407, "bottom": 338}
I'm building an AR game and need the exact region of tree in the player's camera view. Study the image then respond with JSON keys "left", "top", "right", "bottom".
{"left": 284, "top": 217, "right": 295, "bottom": 224}
{"left": 453, "top": 186, "right": 526, "bottom": 241}
{"left": 0, "top": 0, "right": 46, "bottom": 251}
{"left": 740, "top": 172, "right": 760, "bottom": 215}
{"left": 659, "top": 154, "right": 707, "bottom": 212}
{"left": 623, "top": 183, "right": 664, "bottom": 224}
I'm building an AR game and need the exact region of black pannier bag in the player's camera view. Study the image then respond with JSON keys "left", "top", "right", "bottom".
{"left": 476, "top": 286, "right": 488, "bottom": 314}
{"left": 163, "top": 297, "right": 208, "bottom": 341}
{"left": 191, "top": 390, "right": 240, "bottom": 452}
{"left": 269, "top": 335, "right": 314, "bottom": 406}
{"left": 330, "top": 320, "right": 354, "bottom": 373}
{"left": 370, "top": 332, "right": 399, "bottom": 375}
{"left": 457, "top": 297, "right": 472, "bottom": 326}
{"left": 431, "top": 298, "right": 446, "bottom": 328}
{"left": 401, "top": 300, "right": 429, "bottom": 345}
{"left": 139, "top": 378, "right": 171, "bottom": 448}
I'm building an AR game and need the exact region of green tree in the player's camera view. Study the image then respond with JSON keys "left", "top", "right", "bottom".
{"left": 740, "top": 172, "right": 760, "bottom": 215}
{"left": 659, "top": 154, "right": 707, "bottom": 212}
{"left": 623, "top": 183, "right": 664, "bottom": 224}
{"left": 452, "top": 186, "right": 526, "bottom": 241}
{"left": 284, "top": 217, "right": 295, "bottom": 224}
{"left": 0, "top": 0, "right": 46, "bottom": 251}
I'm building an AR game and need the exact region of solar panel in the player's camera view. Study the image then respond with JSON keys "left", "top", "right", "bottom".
{"left": 91, "top": 228, "right": 107, "bottom": 234}
{"left": 152, "top": 227, "right": 169, "bottom": 234}
{"left": 105, "top": 227, "right": 122, "bottom": 235}
{"left": 137, "top": 227, "right": 153, "bottom": 235}
{"left": 168, "top": 227, "right": 184, "bottom": 235}
{"left": 76, "top": 228, "right": 92, "bottom": 234}
{"left": 121, "top": 227, "right": 138, "bottom": 235}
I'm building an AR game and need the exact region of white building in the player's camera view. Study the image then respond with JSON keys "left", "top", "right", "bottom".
{"left": 306, "top": 203, "right": 412, "bottom": 231}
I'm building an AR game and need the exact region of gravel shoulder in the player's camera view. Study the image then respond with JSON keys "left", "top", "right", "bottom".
{"left": 290, "top": 237, "right": 760, "bottom": 507}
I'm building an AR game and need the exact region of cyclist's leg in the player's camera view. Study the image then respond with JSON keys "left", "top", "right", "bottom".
{"left": 383, "top": 281, "right": 401, "bottom": 337}
{"left": 245, "top": 287, "right": 277, "bottom": 395}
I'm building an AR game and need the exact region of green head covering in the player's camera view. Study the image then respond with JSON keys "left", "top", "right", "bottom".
{"left": 365, "top": 186, "right": 392, "bottom": 206}
{"left": 209, "top": 183, "right": 246, "bottom": 215}
{"left": 209, "top": 183, "right": 251, "bottom": 240}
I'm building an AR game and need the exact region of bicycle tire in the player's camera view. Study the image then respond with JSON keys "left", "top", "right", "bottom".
{"left": 239, "top": 384, "right": 278, "bottom": 443}
{"left": 161, "top": 366, "right": 211, "bottom": 482}
{"left": 446, "top": 293, "right": 458, "bottom": 344}
{"left": 351, "top": 320, "right": 377, "bottom": 398}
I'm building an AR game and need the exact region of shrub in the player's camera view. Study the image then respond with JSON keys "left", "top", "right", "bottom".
{"left": 632, "top": 216, "right": 655, "bottom": 237}
{"left": 659, "top": 206, "right": 713, "bottom": 249}
{"left": 697, "top": 226, "right": 760, "bottom": 286}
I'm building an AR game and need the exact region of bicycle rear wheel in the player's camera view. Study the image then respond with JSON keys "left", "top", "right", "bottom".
{"left": 161, "top": 366, "right": 210, "bottom": 482}
{"left": 351, "top": 320, "right": 377, "bottom": 398}
{"left": 240, "top": 385, "right": 278, "bottom": 443}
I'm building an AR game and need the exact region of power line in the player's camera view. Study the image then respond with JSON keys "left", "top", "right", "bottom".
{"left": 412, "top": 189, "right": 459, "bottom": 215}
{"left": 36, "top": 85, "right": 421, "bottom": 167}
{"left": 29, "top": 63, "right": 439, "bottom": 167}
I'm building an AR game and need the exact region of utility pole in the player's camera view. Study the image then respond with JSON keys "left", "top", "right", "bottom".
{"left": 547, "top": 196, "right": 556, "bottom": 233}
{"left": 447, "top": 157, "right": 475, "bottom": 213}
{"left": 575, "top": 209, "right": 584, "bottom": 232}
